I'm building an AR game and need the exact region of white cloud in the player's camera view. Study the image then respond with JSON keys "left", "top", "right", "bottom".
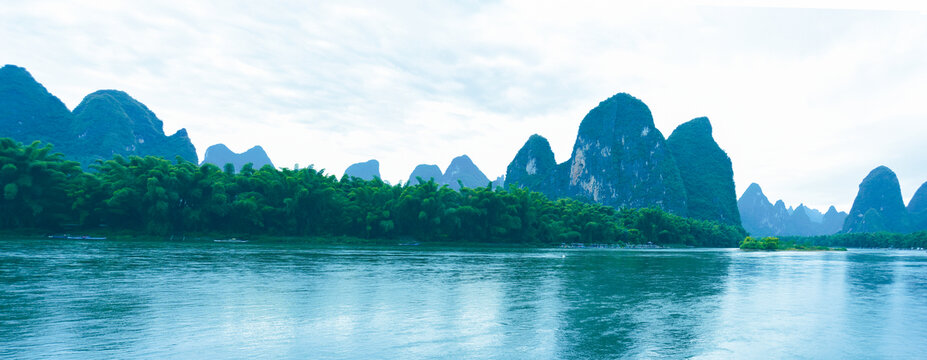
{"left": 2, "top": 0, "right": 925, "bottom": 211}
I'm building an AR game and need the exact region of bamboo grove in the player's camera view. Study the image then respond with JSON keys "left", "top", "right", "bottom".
{"left": 1, "top": 138, "right": 746, "bottom": 246}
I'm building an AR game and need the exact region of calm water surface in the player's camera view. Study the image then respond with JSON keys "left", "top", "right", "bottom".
{"left": 2, "top": 239, "right": 926, "bottom": 359}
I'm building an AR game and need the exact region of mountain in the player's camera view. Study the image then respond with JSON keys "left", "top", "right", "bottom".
{"left": 201, "top": 144, "right": 274, "bottom": 172}
{"left": 666, "top": 117, "right": 740, "bottom": 225}
{"left": 441, "top": 155, "right": 490, "bottom": 190}
{"left": 843, "top": 166, "right": 909, "bottom": 233}
{"left": 0, "top": 65, "right": 76, "bottom": 155}
{"left": 343, "top": 159, "right": 380, "bottom": 180}
{"left": 0, "top": 64, "right": 197, "bottom": 167}
{"left": 821, "top": 206, "right": 848, "bottom": 234}
{"left": 803, "top": 207, "right": 824, "bottom": 223}
{"left": 505, "top": 93, "right": 687, "bottom": 215}
{"left": 505, "top": 134, "right": 557, "bottom": 194}
{"left": 737, "top": 183, "right": 845, "bottom": 236}
{"left": 491, "top": 176, "right": 505, "bottom": 189}
{"left": 407, "top": 164, "right": 442, "bottom": 185}
{"left": 909, "top": 182, "right": 927, "bottom": 232}
{"left": 71, "top": 90, "right": 197, "bottom": 165}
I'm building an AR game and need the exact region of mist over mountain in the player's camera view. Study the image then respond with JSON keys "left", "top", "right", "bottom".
{"left": 0, "top": 64, "right": 197, "bottom": 166}
{"left": 201, "top": 144, "right": 274, "bottom": 172}
{"left": 737, "top": 183, "right": 846, "bottom": 236}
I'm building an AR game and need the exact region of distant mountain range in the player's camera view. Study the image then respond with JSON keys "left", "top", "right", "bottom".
{"left": 738, "top": 183, "right": 847, "bottom": 237}
{"left": 355, "top": 155, "right": 494, "bottom": 189}
{"left": 0, "top": 64, "right": 196, "bottom": 166}
{"left": 5, "top": 64, "right": 925, "bottom": 235}
{"left": 842, "top": 166, "right": 927, "bottom": 234}
{"left": 201, "top": 144, "right": 274, "bottom": 172}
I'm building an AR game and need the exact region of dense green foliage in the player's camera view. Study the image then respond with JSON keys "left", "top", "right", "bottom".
{"left": 740, "top": 236, "right": 843, "bottom": 251}
{"left": 788, "top": 232, "right": 927, "bottom": 249}
{"left": 0, "top": 138, "right": 745, "bottom": 246}
{"left": 739, "top": 236, "right": 779, "bottom": 250}
{"left": 667, "top": 117, "right": 740, "bottom": 226}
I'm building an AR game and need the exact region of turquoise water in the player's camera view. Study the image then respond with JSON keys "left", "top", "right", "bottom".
{"left": 1, "top": 239, "right": 926, "bottom": 359}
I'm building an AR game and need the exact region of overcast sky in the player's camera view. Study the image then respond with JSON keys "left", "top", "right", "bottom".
{"left": 3, "top": 0, "right": 926, "bottom": 211}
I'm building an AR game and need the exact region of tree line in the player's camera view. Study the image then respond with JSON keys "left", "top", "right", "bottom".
{"left": 0, "top": 138, "right": 745, "bottom": 246}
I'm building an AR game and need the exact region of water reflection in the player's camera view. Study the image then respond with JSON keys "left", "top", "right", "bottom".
{"left": 2, "top": 241, "right": 927, "bottom": 359}
{"left": 556, "top": 250, "right": 730, "bottom": 358}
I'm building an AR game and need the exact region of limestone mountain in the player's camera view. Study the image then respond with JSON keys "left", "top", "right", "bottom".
{"left": 505, "top": 134, "right": 557, "bottom": 194}
{"left": 0, "top": 65, "right": 76, "bottom": 155}
{"left": 407, "top": 164, "right": 443, "bottom": 186}
{"left": 441, "top": 155, "right": 490, "bottom": 190}
{"left": 505, "top": 93, "right": 687, "bottom": 215}
{"left": 71, "top": 90, "right": 197, "bottom": 165}
{"left": 842, "top": 166, "right": 909, "bottom": 233}
{"left": 0, "top": 64, "right": 197, "bottom": 167}
{"left": 908, "top": 182, "right": 927, "bottom": 232}
{"left": 821, "top": 206, "right": 848, "bottom": 235}
{"left": 201, "top": 143, "right": 274, "bottom": 172}
{"left": 666, "top": 117, "right": 740, "bottom": 225}
{"left": 343, "top": 159, "right": 380, "bottom": 180}
{"left": 737, "top": 183, "right": 845, "bottom": 236}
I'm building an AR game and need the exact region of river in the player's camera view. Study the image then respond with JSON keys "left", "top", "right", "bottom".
{"left": 1, "top": 239, "right": 926, "bottom": 359}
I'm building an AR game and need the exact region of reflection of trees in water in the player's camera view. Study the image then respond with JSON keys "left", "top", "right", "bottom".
{"left": 553, "top": 250, "right": 730, "bottom": 358}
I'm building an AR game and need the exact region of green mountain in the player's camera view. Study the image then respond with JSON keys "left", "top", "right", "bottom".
{"left": 908, "top": 181, "right": 927, "bottom": 232}
{"left": 0, "top": 65, "right": 76, "bottom": 155}
{"left": 666, "top": 117, "right": 740, "bottom": 225}
{"left": 344, "top": 159, "right": 380, "bottom": 180}
{"left": 201, "top": 143, "right": 274, "bottom": 172}
{"left": 505, "top": 93, "right": 687, "bottom": 215}
{"left": 505, "top": 134, "right": 557, "bottom": 194}
{"left": 0, "top": 64, "right": 197, "bottom": 167}
{"left": 843, "top": 166, "right": 909, "bottom": 233}
{"left": 71, "top": 90, "right": 197, "bottom": 165}
{"left": 407, "top": 164, "right": 443, "bottom": 186}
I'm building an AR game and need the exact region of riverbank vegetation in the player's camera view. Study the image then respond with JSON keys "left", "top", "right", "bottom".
{"left": 0, "top": 138, "right": 745, "bottom": 246}
{"left": 739, "top": 236, "right": 846, "bottom": 251}
{"left": 783, "top": 232, "right": 927, "bottom": 250}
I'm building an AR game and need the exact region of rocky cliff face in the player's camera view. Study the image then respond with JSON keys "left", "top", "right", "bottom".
{"left": 343, "top": 159, "right": 380, "bottom": 180}
{"left": 504, "top": 93, "right": 687, "bottom": 215}
{"left": 843, "top": 166, "right": 909, "bottom": 233}
{"left": 666, "top": 117, "right": 740, "bottom": 225}
{"left": 202, "top": 143, "right": 274, "bottom": 172}
{"left": 505, "top": 134, "right": 557, "bottom": 195}
{"left": 441, "top": 155, "right": 490, "bottom": 190}
{"left": 407, "top": 164, "right": 443, "bottom": 186}
{"left": 738, "top": 183, "right": 846, "bottom": 236}
{"left": 0, "top": 65, "right": 198, "bottom": 167}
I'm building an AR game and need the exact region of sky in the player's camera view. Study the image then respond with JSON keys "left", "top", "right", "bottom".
{"left": 2, "top": 0, "right": 926, "bottom": 211}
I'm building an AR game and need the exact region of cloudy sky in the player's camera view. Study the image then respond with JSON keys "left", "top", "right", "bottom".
{"left": 2, "top": 0, "right": 926, "bottom": 211}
